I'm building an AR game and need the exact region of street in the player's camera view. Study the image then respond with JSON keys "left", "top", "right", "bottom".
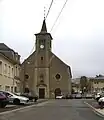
{"left": 0, "top": 99, "right": 103, "bottom": 120}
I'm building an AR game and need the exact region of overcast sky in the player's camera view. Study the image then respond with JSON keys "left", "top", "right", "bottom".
{"left": 0, "top": 0, "right": 104, "bottom": 78}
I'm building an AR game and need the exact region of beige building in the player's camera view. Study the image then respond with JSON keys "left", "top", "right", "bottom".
{"left": 89, "top": 76, "right": 104, "bottom": 93}
{"left": 71, "top": 78, "right": 80, "bottom": 93}
{"left": 20, "top": 19, "right": 72, "bottom": 98}
{"left": 0, "top": 43, "right": 21, "bottom": 92}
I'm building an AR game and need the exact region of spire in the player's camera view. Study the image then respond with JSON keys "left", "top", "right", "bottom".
{"left": 40, "top": 7, "right": 47, "bottom": 33}
{"left": 41, "top": 19, "right": 47, "bottom": 33}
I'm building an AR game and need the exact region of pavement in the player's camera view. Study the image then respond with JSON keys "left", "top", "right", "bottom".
{"left": 0, "top": 99, "right": 104, "bottom": 120}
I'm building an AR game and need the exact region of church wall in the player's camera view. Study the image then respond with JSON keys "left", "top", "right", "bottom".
{"left": 49, "top": 55, "right": 71, "bottom": 98}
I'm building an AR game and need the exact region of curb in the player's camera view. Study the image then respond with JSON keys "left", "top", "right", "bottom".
{"left": 0, "top": 99, "right": 48, "bottom": 115}
{"left": 84, "top": 101, "right": 104, "bottom": 118}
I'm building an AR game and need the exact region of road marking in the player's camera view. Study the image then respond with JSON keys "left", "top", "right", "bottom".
{"left": 84, "top": 101, "right": 104, "bottom": 118}
{"left": 0, "top": 101, "right": 48, "bottom": 115}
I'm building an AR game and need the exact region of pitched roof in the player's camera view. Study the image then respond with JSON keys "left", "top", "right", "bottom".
{"left": 0, "top": 43, "right": 13, "bottom": 51}
{"left": 90, "top": 76, "right": 104, "bottom": 80}
{"left": 0, "top": 43, "right": 20, "bottom": 64}
{"left": 0, "top": 52, "right": 16, "bottom": 64}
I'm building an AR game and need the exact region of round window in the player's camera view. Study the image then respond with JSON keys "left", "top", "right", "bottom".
{"left": 55, "top": 74, "right": 61, "bottom": 80}
{"left": 25, "top": 74, "right": 29, "bottom": 79}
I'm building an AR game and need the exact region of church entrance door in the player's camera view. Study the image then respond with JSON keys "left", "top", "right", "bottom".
{"left": 39, "top": 88, "right": 45, "bottom": 99}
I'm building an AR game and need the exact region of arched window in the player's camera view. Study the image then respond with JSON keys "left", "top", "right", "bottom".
{"left": 40, "top": 74, "right": 44, "bottom": 83}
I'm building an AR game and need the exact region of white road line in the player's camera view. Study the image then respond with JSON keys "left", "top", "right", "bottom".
{"left": 0, "top": 101, "right": 48, "bottom": 115}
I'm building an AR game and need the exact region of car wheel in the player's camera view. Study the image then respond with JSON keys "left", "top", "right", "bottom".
{"left": 13, "top": 99, "right": 20, "bottom": 105}
{"left": 0, "top": 103, "right": 7, "bottom": 108}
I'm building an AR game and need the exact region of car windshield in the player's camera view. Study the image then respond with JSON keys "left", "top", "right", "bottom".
{"left": 0, "top": 93, "right": 6, "bottom": 97}
{"left": 13, "top": 93, "right": 21, "bottom": 96}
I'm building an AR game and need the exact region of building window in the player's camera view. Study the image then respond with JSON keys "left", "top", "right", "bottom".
{"left": 11, "top": 86, "right": 13, "bottom": 92}
{"left": 50, "top": 41, "right": 51, "bottom": 48}
{"left": 4, "top": 64, "right": 7, "bottom": 74}
{"left": 55, "top": 74, "right": 61, "bottom": 80}
{"left": 40, "top": 74, "right": 44, "bottom": 83}
{"left": 8, "top": 66, "right": 10, "bottom": 76}
{"left": 14, "top": 86, "right": 17, "bottom": 93}
{"left": 41, "top": 57, "right": 43, "bottom": 60}
{"left": 0, "top": 61, "right": 2, "bottom": 74}
{"left": 5, "top": 86, "right": 10, "bottom": 91}
{"left": 12, "top": 68, "right": 13, "bottom": 76}
{"left": 25, "top": 74, "right": 29, "bottom": 79}
{"left": 0, "top": 85, "right": 2, "bottom": 90}
{"left": 40, "top": 57, "right": 43, "bottom": 64}
{"left": 16, "top": 66, "right": 17, "bottom": 76}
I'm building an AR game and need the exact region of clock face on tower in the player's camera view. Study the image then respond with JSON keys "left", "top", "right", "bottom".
{"left": 40, "top": 44, "right": 44, "bottom": 49}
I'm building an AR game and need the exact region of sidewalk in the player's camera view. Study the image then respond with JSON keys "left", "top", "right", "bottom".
{"left": 94, "top": 108, "right": 104, "bottom": 117}
{"left": 84, "top": 101, "right": 104, "bottom": 118}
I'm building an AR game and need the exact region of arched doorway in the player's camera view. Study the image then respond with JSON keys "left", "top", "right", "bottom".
{"left": 54, "top": 88, "right": 61, "bottom": 98}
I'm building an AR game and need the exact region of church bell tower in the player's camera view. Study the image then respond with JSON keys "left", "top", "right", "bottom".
{"left": 34, "top": 19, "right": 52, "bottom": 98}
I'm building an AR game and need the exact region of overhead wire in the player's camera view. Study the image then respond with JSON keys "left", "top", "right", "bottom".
{"left": 29, "top": 0, "right": 54, "bottom": 54}
{"left": 50, "top": 0, "right": 68, "bottom": 32}
{"left": 46, "top": 0, "right": 54, "bottom": 19}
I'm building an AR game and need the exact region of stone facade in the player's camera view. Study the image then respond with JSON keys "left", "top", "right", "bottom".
{"left": 0, "top": 52, "right": 21, "bottom": 92}
{"left": 20, "top": 19, "right": 72, "bottom": 98}
{"left": 89, "top": 76, "right": 104, "bottom": 93}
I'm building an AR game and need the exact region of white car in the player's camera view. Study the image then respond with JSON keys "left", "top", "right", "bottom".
{"left": 56, "top": 95, "right": 63, "bottom": 99}
{"left": 98, "top": 97, "right": 104, "bottom": 106}
{"left": 0, "top": 91, "right": 29, "bottom": 105}
{"left": 95, "top": 93, "right": 101, "bottom": 101}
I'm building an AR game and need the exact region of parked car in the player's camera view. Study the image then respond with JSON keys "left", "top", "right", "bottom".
{"left": 75, "top": 93, "right": 82, "bottom": 99}
{"left": 85, "top": 94, "right": 93, "bottom": 99}
{"left": 95, "top": 93, "right": 101, "bottom": 101}
{"left": 0, "top": 92, "right": 9, "bottom": 108}
{"left": 0, "top": 91, "right": 29, "bottom": 105}
{"left": 98, "top": 97, "right": 104, "bottom": 106}
{"left": 66, "top": 94, "right": 73, "bottom": 99}
{"left": 56, "top": 95, "right": 63, "bottom": 99}
{"left": 21, "top": 93, "right": 38, "bottom": 102}
{"left": 72, "top": 94, "right": 76, "bottom": 99}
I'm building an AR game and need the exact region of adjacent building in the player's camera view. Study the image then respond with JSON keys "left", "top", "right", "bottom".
{"left": 0, "top": 43, "right": 21, "bottom": 92}
{"left": 71, "top": 78, "right": 80, "bottom": 93}
{"left": 89, "top": 76, "right": 104, "bottom": 93}
{"left": 20, "top": 19, "right": 72, "bottom": 98}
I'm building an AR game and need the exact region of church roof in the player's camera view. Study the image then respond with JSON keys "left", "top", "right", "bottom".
{"left": 40, "top": 19, "right": 47, "bottom": 33}
{"left": 50, "top": 52, "right": 72, "bottom": 78}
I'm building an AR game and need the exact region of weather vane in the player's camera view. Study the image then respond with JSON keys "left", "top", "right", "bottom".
{"left": 44, "top": 6, "right": 46, "bottom": 20}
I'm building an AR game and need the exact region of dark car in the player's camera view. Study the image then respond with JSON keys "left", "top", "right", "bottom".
{"left": 0, "top": 92, "right": 9, "bottom": 108}
{"left": 75, "top": 93, "right": 82, "bottom": 99}
{"left": 21, "top": 93, "right": 38, "bottom": 102}
{"left": 85, "top": 94, "right": 93, "bottom": 99}
{"left": 66, "top": 94, "right": 73, "bottom": 99}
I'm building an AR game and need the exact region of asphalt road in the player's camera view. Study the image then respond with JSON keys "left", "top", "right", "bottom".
{"left": 0, "top": 99, "right": 103, "bottom": 120}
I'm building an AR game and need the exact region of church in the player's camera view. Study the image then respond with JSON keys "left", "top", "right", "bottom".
{"left": 20, "top": 19, "right": 72, "bottom": 99}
